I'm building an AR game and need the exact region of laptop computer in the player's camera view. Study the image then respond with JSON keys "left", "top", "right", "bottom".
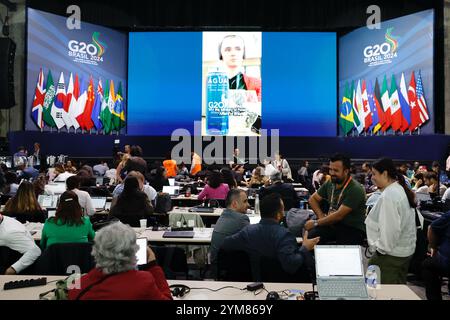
{"left": 314, "top": 245, "right": 369, "bottom": 300}
{"left": 162, "top": 186, "right": 180, "bottom": 196}
{"left": 38, "top": 195, "right": 59, "bottom": 209}
{"left": 91, "top": 197, "right": 107, "bottom": 210}
{"left": 162, "top": 231, "right": 195, "bottom": 238}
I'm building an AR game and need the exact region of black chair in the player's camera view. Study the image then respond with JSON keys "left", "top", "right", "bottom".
{"left": 88, "top": 186, "right": 112, "bottom": 197}
{"left": 0, "top": 246, "right": 22, "bottom": 274}
{"left": 217, "top": 249, "right": 253, "bottom": 282}
{"left": 259, "top": 256, "right": 312, "bottom": 283}
{"left": 153, "top": 245, "right": 188, "bottom": 279}
{"left": 34, "top": 242, "right": 95, "bottom": 275}
{"left": 0, "top": 194, "right": 11, "bottom": 205}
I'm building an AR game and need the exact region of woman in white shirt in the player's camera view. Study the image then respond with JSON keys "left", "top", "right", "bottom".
{"left": 365, "top": 158, "right": 418, "bottom": 284}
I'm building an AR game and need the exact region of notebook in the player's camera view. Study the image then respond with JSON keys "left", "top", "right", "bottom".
{"left": 314, "top": 245, "right": 369, "bottom": 300}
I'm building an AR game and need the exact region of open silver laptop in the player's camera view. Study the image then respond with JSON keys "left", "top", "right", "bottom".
{"left": 162, "top": 186, "right": 180, "bottom": 196}
{"left": 38, "top": 195, "right": 59, "bottom": 209}
{"left": 91, "top": 197, "right": 107, "bottom": 210}
{"left": 314, "top": 245, "right": 369, "bottom": 300}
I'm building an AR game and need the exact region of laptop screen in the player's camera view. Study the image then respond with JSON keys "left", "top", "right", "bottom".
{"left": 38, "top": 195, "right": 59, "bottom": 208}
{"left": 91, "top": 197, "right": 107, "bottom": 209}
{"left": 315, "top": 246, "right": 363, "bottom": 277}
{"left": 162, "top": 186, "right": 180, "bottom": 196}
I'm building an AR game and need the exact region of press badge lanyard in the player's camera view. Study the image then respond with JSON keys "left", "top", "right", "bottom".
{"left": 329, "top": 176, "right": 352, "bottom": 212}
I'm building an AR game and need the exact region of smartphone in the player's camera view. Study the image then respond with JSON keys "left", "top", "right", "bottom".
{"left": 136, "top": 238, "right": 148, "bottom": 265}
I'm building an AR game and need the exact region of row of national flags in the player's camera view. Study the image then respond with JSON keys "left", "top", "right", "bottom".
{"left": 31, "top": 69, "right": 126, "bottom": 134}
{"left": 339, "top": 71, "right": 429, "bottom": 136}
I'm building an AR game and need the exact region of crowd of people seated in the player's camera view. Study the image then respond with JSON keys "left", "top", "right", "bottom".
{"left": 0, "top": 143, "right": 449, "bottom": 300}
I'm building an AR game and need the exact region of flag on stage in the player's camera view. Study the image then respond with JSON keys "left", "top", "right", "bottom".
{"left": 389, "top": 74, "right": 402, "bottom": 132}
{"left": 361, "top": 80, "right": 372, "bottom": 132}
{"left": 80, "top": 76, "right": 95, "bottom": 131}
{"left": 373, "top": 79, "right": 386, "bottom": 133}
{"left": 367, "top": 80, "right": 381, "bottom": 134}
{"left": 380, "top": 75, "right": 392, "bottom": 132}
{"left": 68, "top": 74, "right": 81, "bottom": 129}
{"left": 112, "top": 82, "right": 125, "bottom": 131}
{"left": 408, "top": 71, "right": 421, "bottom": 132}
{"left": 75, "top": 78, "right": 89, "bottom": 130}
{"left": 61, "top": 72, "right": 75, "bottom": 129}
{"left": 416, "top": 71, "right": 430, "bottom": 127}
{"left": 31, "top": 68, "right": 45, "bottom": 129}
{"left": 42, "top": 70, "right": 56, "bottom": 128}
{"left": 351, "top": 81, "right": 361, "bottom": 133}
{"left": 354, "top": 80, "right": 365, "bottom": 134}
{"left": 91, "top": 79, "right": 103, "bottom": 130}
{"left": 51, "top": 72, "right": 67, "bottom": 129}
{"left": 339, "top": 82, "right": 354, "bottom": 135}
{"left": 399, "top": 72, "right": 411, "bottom": 132}
{"left": 100, "top": 80, "right": 113, "bottom": 134}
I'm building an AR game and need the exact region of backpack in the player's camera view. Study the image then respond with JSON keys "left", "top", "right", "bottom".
{"left": 285, "top": 208, "right": 317, "bottom": 236}
{"left": 155, "top": 193, "right": 173, "bottom": 213}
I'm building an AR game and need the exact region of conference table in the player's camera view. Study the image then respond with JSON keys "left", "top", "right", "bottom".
{"left": 27, "top": 221, "right": 302, "bottom": 245}
{"left": 0, "top": 276, "right": 421, "bottom": 300}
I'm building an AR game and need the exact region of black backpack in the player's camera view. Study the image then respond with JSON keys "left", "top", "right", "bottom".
{"left": 155, "top": 193, "right": 173, "bottom": 213}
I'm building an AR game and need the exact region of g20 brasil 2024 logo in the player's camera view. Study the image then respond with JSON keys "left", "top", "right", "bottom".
{"left": 363, "top": 27, "right": 398, "bottom": 67}
{"left": 68, "top": 32, "right": 108, "bottom": 65}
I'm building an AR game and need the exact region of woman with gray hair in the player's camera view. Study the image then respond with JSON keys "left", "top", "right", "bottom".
{"left": 68, "top": 222, "right": 172, "bottom": 300}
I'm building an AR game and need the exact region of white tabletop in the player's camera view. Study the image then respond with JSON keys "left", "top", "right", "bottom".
{"left": 0, "top": 276, "right": 421, "bottom": 300}
{"left": 137, "top": 227, "right": 214, "bottom": 244}
{"left": 169, "top": 207, "right": 223, "bottom": 217}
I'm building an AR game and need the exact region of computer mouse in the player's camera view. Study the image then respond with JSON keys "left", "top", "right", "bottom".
{"left": 266, "top": 291, "right": 280, "bottom": 300}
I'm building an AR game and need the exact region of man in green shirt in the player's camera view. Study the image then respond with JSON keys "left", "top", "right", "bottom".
{"left": 305, "top": 153, "right": 366, "bottom": 245}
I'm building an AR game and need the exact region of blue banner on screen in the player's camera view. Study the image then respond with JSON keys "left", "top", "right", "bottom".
{"left": 128, "top": 32, "right": 336, "bottom": 137}
{"left": 338, "top": 9, "right": 434, "bottom": 136}
{"left": 26, "top": 8, "right": 128, "bottom": 134}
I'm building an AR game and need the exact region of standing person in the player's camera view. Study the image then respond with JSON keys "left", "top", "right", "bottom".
{"left": 272, "top": 152, "right": 292, "bottom": 181}
{"left": 190, "top": 152, "right": 202, "bottom": 176}
{"left": 306, "top": 153, "right": 366, "bottom": 245}
{"left": 365, "top": 158, "right": 418, "bottom": 284}
{"left": 162, "top": 153, "right": 178, "bottom": 178}
{"left": 32, "top": 142, "right": 46, "bottom": 171}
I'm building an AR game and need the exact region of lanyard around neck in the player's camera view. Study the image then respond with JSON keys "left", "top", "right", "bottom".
{"left": 330, "top": 176, "right": 352, "bottom": 210}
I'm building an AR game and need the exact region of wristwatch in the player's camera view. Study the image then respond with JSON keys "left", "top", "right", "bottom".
{"left": 313, "top": 220, "right": 319, "bottom": 227}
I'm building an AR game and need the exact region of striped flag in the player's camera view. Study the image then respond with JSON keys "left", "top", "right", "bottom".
{"left": 408, "top": 71, "right": 421, "bottom": 132}
{"left": 367, "top": 80, "right": 381, "bottom": 133}
{"left": 399, "top": 72, "right": 411, "bottom": 132}
{"left": 380, "top": 75, "right": 392, "bottom": 132}
{"left": 416, "top": 71, "right": 430, "bottom": 127}
{"left": 361, "top": 80, "right": 373, "bottom": 131}
{"left": 31, "top": 68, "right": 45, "bottom": 129}
{"left": 389, "top": 74, "right": 402, "bottom": 132}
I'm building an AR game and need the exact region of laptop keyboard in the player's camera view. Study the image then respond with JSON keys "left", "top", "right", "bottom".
{"left": 319, "top": 279, "right": 368, "bottom": 298}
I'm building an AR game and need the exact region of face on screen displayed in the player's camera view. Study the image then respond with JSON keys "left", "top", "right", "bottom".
{"left": 220, "top": 36, "right": 245, "bottom": 69}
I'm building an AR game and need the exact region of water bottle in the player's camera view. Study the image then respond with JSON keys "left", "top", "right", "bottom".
{"left": 206, "top": 70, "right": 229, "bottom": 135}
{"left": 365, "top": 265, "right": 378, "bottom": 300}
{"left": 254, "top": 194, "right": 260, "bottom": 215}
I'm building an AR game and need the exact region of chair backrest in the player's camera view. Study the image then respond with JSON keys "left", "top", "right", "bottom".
{"left": 259, "top": 256, "right": 312, "bottom": 283}
{"left": 217, "top": 249, "right": 253, "bottom": 282}
{"left": 34, "top": 242, "right": 95, "bottom": 275}
{"left": 0, "top": 246, "right": 22, "bottom": 274}
{"left": 152, "top": 245, "right": 188, "bottom": 279}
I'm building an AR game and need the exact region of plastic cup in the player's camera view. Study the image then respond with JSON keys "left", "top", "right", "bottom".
{"left": 139, "top": 219, "right": 147, "bottom": 229}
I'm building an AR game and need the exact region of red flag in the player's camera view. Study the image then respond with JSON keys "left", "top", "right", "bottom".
{"left": 361, "top": 80, "right": 373, "bottom": 131}
{"left": 408, "top": 72, "right": 421, "bottom": 132}
{"left": 373, "top": 78, "right": 386, "bottom": 129}
{"left": 81, "top": 77, "right": 95, "bottom": 130}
